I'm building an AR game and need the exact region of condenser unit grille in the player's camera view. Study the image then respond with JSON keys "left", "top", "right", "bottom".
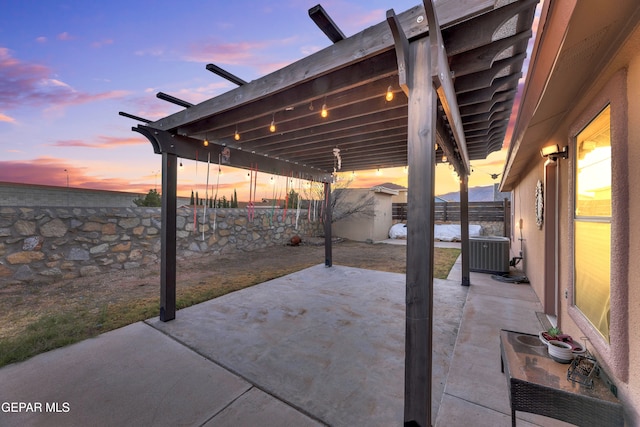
{"left": 469, "top": 236, "right": 510, "bottom": 273}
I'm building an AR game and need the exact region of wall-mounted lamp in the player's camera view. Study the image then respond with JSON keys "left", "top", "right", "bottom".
{"left": 540, "top": 144, "right": 569, "bottom": 160}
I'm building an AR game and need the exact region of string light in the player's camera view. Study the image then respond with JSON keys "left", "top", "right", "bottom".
{"left": 385, "top": 86, "right": 394, "bottom": 102}
{"left": 321, "top": 103, "right": 328, "bottom": 118}
{"left": 269, "top": 113, "right": 276, "bottom": 132}
{"left": 234, "top": 127, "right": 240, "bottom": 141}
{"left": 203, "top": 138, "right": 209, "bottom": 147}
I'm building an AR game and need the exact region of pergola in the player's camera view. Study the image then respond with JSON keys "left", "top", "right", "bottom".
{"left": 122, "top": 1, "right": 537, "bottom": 425}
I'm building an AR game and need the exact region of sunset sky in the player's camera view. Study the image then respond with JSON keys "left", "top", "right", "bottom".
{"left": 1, "top": 0, "right": 515, "bottom": 201}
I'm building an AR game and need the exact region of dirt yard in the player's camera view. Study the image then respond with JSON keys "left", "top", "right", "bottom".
{"left": 0, "top": 240, "right": 414, "bottom": 339}
{"left": 0, "top": 239, "right": 460, "bottom": 348}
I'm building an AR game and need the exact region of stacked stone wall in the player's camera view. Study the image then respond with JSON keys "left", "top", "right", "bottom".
{"left": 0, "top": 206, "right": 322, "bottom": 285}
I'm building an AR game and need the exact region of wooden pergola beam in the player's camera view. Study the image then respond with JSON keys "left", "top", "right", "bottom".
{"left": 308, "top": 4, "right": 345, "bottom": 44}
{"left": 150, "top": 2, "right": 494, "bottom": 133}
{"left": 205, "top": 63, "right": 248, "bottom": 86}
{"left": 133, "top": 126, "right": 331, "bottom": 182}
{"left": 156, "top": 92, "right": 194, "bottom": 109}
{"left": 119, "top": 111, "right": 152, "bottom": 124}
{"left": 424, "top": 0, "right": 470, "bottom": 176}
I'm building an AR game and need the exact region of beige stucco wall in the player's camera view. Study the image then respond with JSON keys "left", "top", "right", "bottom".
{"left": 623, "top": 49, "right": 640, "bottom": 422}
{"left": 332, "top": 189, "right": 393, "bottom": 242}
{"left": 510, "top": 41, "right": 640, "bottom": 423}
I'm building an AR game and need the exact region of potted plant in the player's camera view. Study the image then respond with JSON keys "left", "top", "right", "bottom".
{"left": 539, "top": 326, "right": 563, "bottom": 344}
{"left": 539, "top": 326, "right": 587, "bottom": 358}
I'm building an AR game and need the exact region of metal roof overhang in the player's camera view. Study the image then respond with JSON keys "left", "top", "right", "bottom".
{"left": 132, "top": 0, "right": 538, "bottom": 181}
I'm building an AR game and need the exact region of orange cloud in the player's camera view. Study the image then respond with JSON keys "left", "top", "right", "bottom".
{"left": 0, "top": 112, "right": 16, "bottom": 123}
{"left": 0, "top": 157, "right": 150, "bottom": 193}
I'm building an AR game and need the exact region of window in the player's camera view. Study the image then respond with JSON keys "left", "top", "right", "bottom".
{"left": 574, "top": 105, "right": 611, "bottom": 341}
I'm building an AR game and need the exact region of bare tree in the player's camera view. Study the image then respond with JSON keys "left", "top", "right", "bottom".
{"left": 303, "top": 178, "right": 377, "bottom": 223}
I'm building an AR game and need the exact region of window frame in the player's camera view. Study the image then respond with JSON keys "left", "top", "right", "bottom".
{"left": 567, "top": 69, "right": 629, "bottom": 381}
{"left": 573, "top": 105, "right": 612, "bottom": 341}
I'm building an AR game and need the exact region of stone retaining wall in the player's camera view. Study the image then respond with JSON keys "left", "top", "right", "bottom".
{"left": 0, "top": 206, "right": 322, "bottom": 285}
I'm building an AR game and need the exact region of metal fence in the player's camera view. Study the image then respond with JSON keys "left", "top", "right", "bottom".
{"left": 392, "top": 200, "right": 510, "bottom": 223}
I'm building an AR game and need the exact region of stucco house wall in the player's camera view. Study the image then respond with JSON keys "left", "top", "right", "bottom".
{"left": 505, "top": 11, "right": 640, "bottom": 423}
{"left": 332, "top": 188, "right": 394, "bottom": 242}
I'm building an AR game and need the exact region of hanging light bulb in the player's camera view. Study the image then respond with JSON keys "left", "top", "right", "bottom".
{"left": 376, "top": 168, "right": 382, "bottom": 176}
{"left": 234, "top": 128, "right": 240, "bottom": 141}
{"left": 203, "top": 138, "right": 209, "bottom": 147}
{"left": 179, "top": 160, "right": 184, "bottom": 170}
{"left": 321, "top": 103, "right": 328, "bottom": 118}
{"left": 385, "top": 86, "right": 394, "bottom": 102}
{"left": 269, "top": 113, "right": 276, "bottom": 132}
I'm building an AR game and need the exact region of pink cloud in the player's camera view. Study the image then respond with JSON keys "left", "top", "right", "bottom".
{"left": 0, "top": 47, "right": 128, "bottom": 112}
{"left": 52, "top": 136, "right": 147, "bottom": 149}
{"left": 185, "top": 40, "right": 269, "bottom": 65}
{"left": 57, "top": 32, "right": 74, "bottom": 41}
{"left": 91, "top": 39, "right": 114, "bottom": 48}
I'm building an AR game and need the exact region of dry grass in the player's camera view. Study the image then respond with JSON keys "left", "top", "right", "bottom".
{"left": 0, "top": 241, "right": 460, "bottom": 367}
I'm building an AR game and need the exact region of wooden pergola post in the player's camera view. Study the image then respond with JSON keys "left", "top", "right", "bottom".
{"left": 323, "top": 181, "right": 333, "bottom": 267}
{"left": 160, "top": 151, "right": 178, "bottom": 321}
{"left": 460, "top": 174, "right": 471, "bottom": 286}
{"left": 404, "top": 36, "right": 437, "bottom": 427}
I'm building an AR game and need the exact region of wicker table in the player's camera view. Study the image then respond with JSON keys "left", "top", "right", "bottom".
{"left": 500, "top": 329, "right": 623, "bottom": 426}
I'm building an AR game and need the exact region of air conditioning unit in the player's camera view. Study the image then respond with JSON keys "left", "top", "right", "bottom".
{"left": 469, "top": 236, "right": 510, "bottom": 274}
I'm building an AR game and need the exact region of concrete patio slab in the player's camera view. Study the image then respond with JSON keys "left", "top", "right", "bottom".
{"left": 148, "top": 264, "right": 468, "bottom": 426}
{"left": 203, "top": 387, "right": 324, "bottom": 427}
{"left": 0, "top": 263, "right": 468, "bottom": 427}
{"left": 0, "top": 322, "right": 252, "bottom": 427}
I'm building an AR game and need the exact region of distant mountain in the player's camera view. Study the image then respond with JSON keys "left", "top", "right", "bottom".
{"left": 436, "top": 184, "right": 510, "bottom": 202}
